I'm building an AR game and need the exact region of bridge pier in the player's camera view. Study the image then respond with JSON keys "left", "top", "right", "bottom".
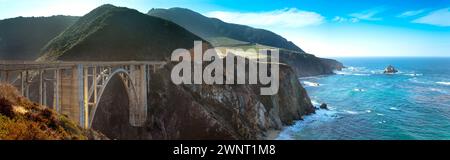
{"left": 129, "top": 65, "right": 148, "bottom": 126}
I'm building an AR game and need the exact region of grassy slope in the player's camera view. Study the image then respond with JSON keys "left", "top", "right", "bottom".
{"left": 0, "top": 84, "right": 107, "bottom": 140}
{"left": 39, "top": 4, "right": 208, "bottom": 61}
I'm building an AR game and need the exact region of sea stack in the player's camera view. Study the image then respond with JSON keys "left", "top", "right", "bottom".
{"left": 384, "top": 65, "right": 398, "bottom": 74}
{"left": 320, "top": 103, "right": 329, "bottom": 110}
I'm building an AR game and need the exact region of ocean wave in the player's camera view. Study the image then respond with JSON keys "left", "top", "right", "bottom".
{"left": 436, "top": 82, "right": 450, "bottom": 86}
{"left": 404, "top": 73, "right": 423, "bottom": 77}
{"left": 334, "top": 66, "right": 378, "bottom": 76}
{"left": 310, "top": 100, "right": 320, "bottom": 106}
{"left": 366, "top": 110, "right": 372, "bottom": 113}
{"left": 376, "top": 113, "right": 385, "bottom": 116}
{"left": 353, "top": 88, "right": 366, "bottom": 92}
{"left": 378, "top": 120, "right": 387, "bottom": 124}
{"left": 389, "top": 107, "right": 401, "bottom": 111}
{"left": 276, "top": 109, "right": 338, "bottom": 140}
{"left": 430, "top": 88, "right": 448, "bottom": 94}
{"left": 343, "top": 110, "right": 359, "bottom": 115}
{"left": 334, "top": 71, "right": 370, "bottom": 76}
{"left": 409, "top": 78, "right": 432, "bottom": 85}
{"left": 303, "top": 81, "right": 320, "bottom": 87}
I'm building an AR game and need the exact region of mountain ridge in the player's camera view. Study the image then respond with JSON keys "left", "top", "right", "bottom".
{"left": 148, "top": 7, "right": 304, "bottom": 52}
{"left": 39, "top": 4, "right": 208, "bottom": 61}
{"left": 0, "top": 16, "right": 79, "bottom": 60}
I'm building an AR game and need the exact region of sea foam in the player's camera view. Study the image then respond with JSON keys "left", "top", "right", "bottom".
{"left": 389, "top": 107, "right": 401, "bottom": 111}
{"left": 436, "top": 82, "right": 450, "bottom": 86}
{"left": 303, "top": 81, "right": 320, "bottom": 87}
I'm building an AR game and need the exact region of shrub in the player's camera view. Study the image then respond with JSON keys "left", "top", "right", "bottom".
{"left": 0, "top": 83, "right": 93, "bottom": 140}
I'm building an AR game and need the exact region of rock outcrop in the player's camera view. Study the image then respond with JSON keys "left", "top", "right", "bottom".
{"left": 384, "top": 65, "right": 398, "bottom": 74}
{"left": 320, "top": 103, "right": 328, "bottom": 110}
{"left": 320, "top": 58, "right": 345, "bottom": 71}
{"left": 92, "top": 62, "right": 315, "bottom": 140}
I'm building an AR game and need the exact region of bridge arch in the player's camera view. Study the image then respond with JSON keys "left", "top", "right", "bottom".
{"left": 88, "top": 68, "right": 139, "bottom": 128}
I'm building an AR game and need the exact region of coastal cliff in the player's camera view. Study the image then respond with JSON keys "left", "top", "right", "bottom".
{"left": 93, "top": 63, "right": 314, "bottom": 139}
{"left": 279, "top": 50, "right": 344, "bottom": 77}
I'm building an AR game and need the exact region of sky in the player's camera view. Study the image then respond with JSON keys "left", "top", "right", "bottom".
{"left": 1, "top": 0, "right": 450, "bottom": 57}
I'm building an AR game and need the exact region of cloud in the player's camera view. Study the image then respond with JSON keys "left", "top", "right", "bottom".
{"left": 333, "top": 16, "right": 359, "bottom": 23}
{"left": 397, "top": 9, "right": 425, "bottom": 18}
{"left": 413, "top": 8, "right": 450, "bottom": 27}
{"left": 206, "top": 8, "right": 325, "bottom": 28}
{"left": 350, "top": 8, "right": 385, "bottom": 21}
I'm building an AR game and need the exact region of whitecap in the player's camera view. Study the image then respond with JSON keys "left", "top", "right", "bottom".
{"left": 353, "top": 73, "right": 370, "bottom": 76}
{"left": 409, "top": 78, "right": 430, "bottom": 85}
{"left": 370, "top": 70, "right": 384, "bottom": 74}
{"left": 405, "top": 73, "right": 423, "bottom": 77}
{"left": 436, "top": 82, "right": 450, "bottom": 86}
{"left": 376, "top": 113, "right": 385, "bottom": 116}
{"left": 303, "top": 81, "right": 320, "bottom": 87}
{"left": 353, "top": 88, "right": 366, "bottom": 92}
{"left": 310, "top": 100, "right": 320, "bottom": 106}
{"left": 389, "top": 107, "right": 400, "bottom": 111}
{"left": 343, "top": 110, "right": 359, "bottom": 115}
{"left": 378, "top": 120, "right": 387, "bottom": 124}
{"left": 430, "top": 88, "right": 448, "bottom": 93}
{"left": 366, "top": 110, "right": 372, "bottom": 113}
{"left": 334, "top": 71, "right": 351, "bottom": 75}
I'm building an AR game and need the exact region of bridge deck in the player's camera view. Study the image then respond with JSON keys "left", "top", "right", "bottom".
{"left": 0, "top": 61, "right": 167, "bottom": 71}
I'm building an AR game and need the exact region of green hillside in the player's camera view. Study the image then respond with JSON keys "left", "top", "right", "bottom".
{"left": 39, "top": 4, "right": 207, "bottom": 61}
{"left": 0, "top": 16, "right": 79, "bottom": 60}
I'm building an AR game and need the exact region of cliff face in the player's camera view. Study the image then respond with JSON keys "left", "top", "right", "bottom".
{"left": 320, "top": 58, "right": 345, "bottom": 71}
{"left": 92, "top": 63, "right": 314, "bottom": 140}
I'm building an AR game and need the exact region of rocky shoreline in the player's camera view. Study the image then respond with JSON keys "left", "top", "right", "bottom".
{"left": 264, "top": 129, "right": 282, "bottom": 140}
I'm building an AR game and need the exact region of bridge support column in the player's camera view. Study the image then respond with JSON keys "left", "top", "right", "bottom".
{"left": 129, "top": 65, "right": 148, "bottom": 126}
{"left": 20, "top": 71, "right": 25, "bottom": 96}
{"left": 78, "top": 65, "right": 89, "bottom": 129}
{"left": 60, "top": 66, "right": 82, "bottom": 128}
{"left": 38, "top": 70, "right": 43, "bottom": 105}
{"left": 53, "top": 69, "right": 61, "bottom": 112}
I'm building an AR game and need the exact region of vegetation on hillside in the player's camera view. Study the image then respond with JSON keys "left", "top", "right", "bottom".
{"left": 0, "top": 16, "right": 79, "bottom": 60}
{"left": 39, "top": 4, "right": 208, "bottom": 61}
{"left": 0, "top": 83, "right": 107, "bottom": 140}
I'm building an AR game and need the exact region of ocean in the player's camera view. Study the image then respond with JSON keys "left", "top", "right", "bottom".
{"left": 277, "top": 57, "right": 450, "bottom": 140}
